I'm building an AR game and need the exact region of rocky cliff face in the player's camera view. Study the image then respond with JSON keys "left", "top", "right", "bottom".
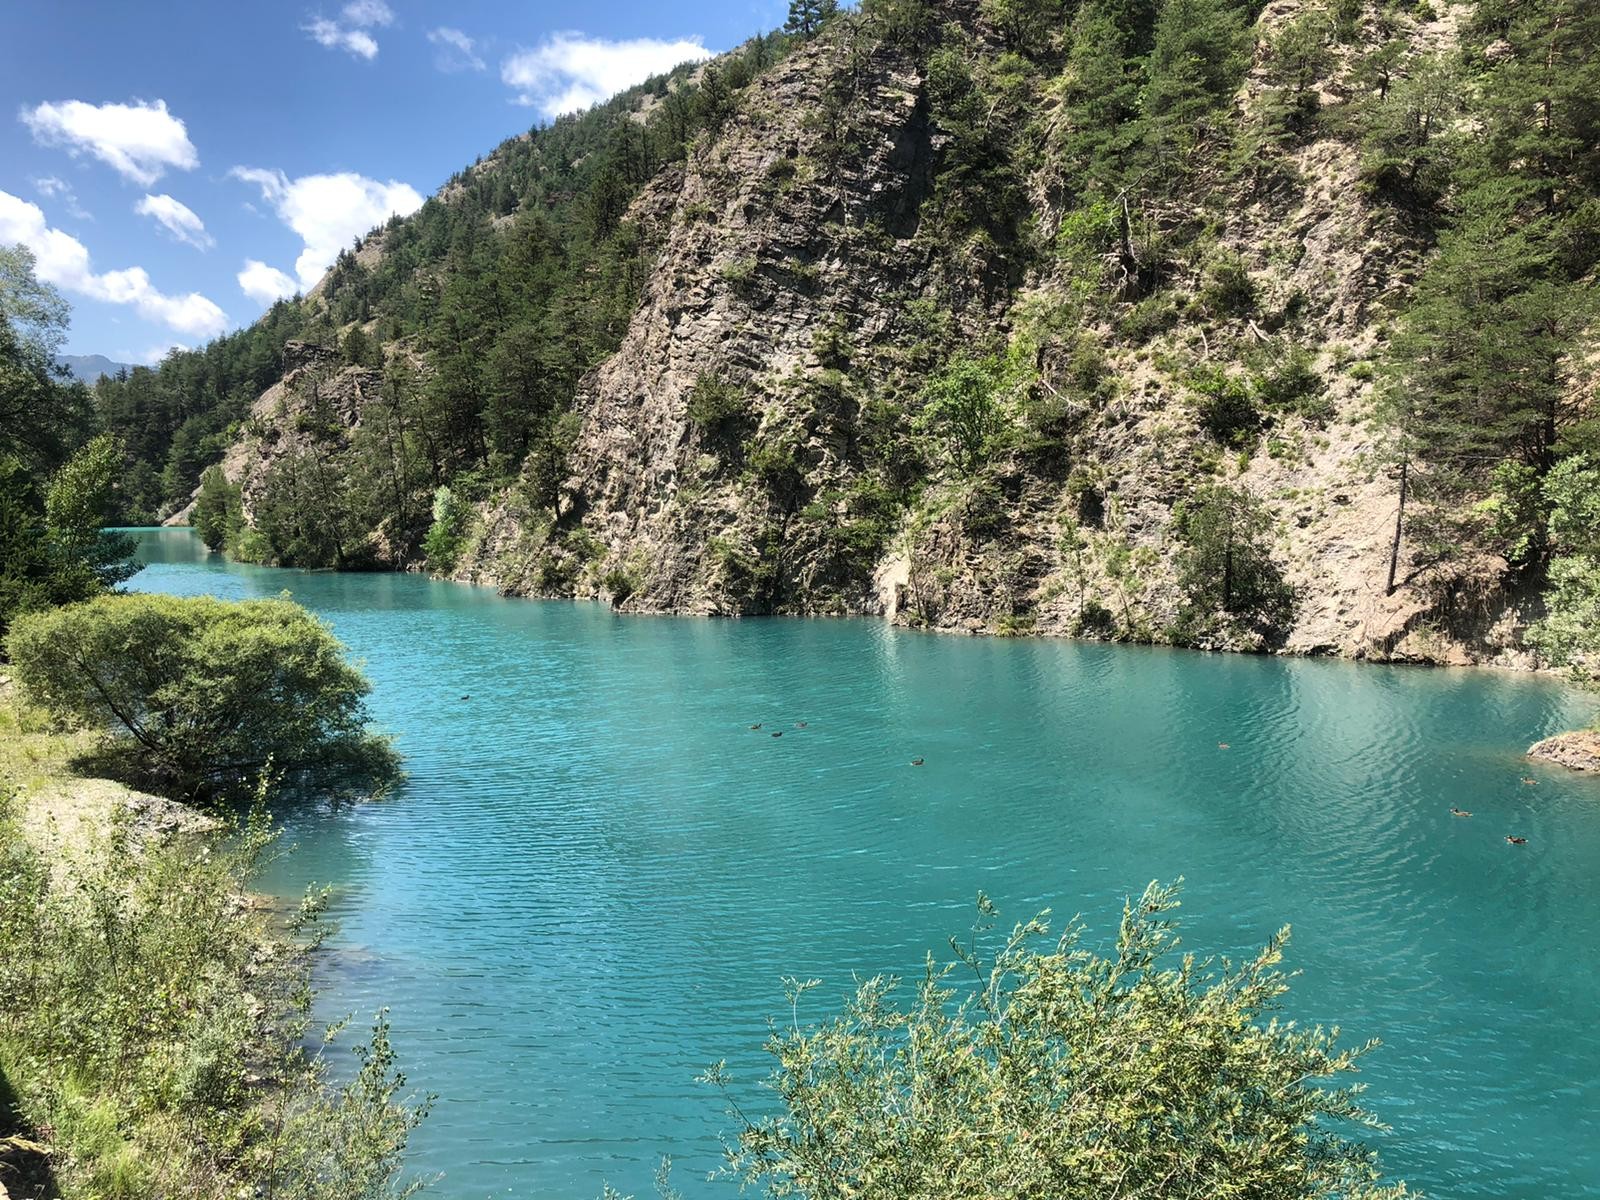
{"left": 438, "top": 0, "right": 1538, "bottom": 666}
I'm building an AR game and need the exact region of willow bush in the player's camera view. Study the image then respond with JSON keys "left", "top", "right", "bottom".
{"left": 5, "top": 593, "right": 399, "bottom": 804}
{"left": 705, "top": 882, "right": 1407, "bottom": 1200}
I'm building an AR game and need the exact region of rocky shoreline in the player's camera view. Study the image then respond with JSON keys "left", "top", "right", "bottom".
{"left": 1528, "top": 730, "right": 1600, "bottom": 774}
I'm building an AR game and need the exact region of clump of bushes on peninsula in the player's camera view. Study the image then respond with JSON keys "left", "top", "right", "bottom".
{"left": 6, "top": 592, "right": 400, "bottom": 805}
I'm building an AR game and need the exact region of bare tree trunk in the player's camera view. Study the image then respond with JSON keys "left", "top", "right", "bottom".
{"left": 1386, "top": 455, "right": 1408, "bottom": 596}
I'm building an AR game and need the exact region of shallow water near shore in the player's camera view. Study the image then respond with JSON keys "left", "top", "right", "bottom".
{"left": 128, "top": 527, "right": 1600, "bottom": 1199}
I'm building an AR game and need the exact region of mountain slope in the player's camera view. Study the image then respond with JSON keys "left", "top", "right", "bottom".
{"left": 109, "top": 0, "right": 1600, "bottom": 671}
{"left": 56, "top": 354, "right": 134, "bottom": 385}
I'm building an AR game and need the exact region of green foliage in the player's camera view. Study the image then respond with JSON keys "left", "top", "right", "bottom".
{"left": 1252, "top": 343, "right": 1327, "bottom": 420}
{"left": 1141, "top": 0, "right": 1250, "bottom": 171}
{"left": 1377, "top": 0, "right": 1600, "bottom": 580}
{"left": 252, "top": 446, "right": 365, "bottom": 569}
{"left": 6, "top": 593, "right": 400, "bottom": 803}
{"left": 1171, "top": 483, "right": 1294, "bottom": 642}
{"left": 685, "top": 374, "right": 749, "bottom": 440}
{"left": 914, "top": 356, "right": 1026, "bottom": 476}
{"left": 0, "top": 436, "right": 138, "bottom": 642}
{"left": 1259, "top": 10, "right": 1334, "bottom": 142}
{"left": 1197, "top": 250, "right": 1256, "bottom": 318}
{"left": 707, "top": 883, "right": 1405, "bottom": 1200}
{"left": 0, "top": 249, "right": 131, "bottom": 639}
{"left": 744, "top": 429, "right": 809, "bottom": 511}
{"left": 1356, "top": 57, "right": 1460, "bottom": 204}
{"left": 1054, "top": 201, "right": 1120, "bottom": 299}
{"left": 422, "top": 485, "right": 470, "bottom": 573}
{"left": 1529, "top": 456, "right": 1600, "bottom": 674}
{"left": 1477, "top": 461, "right": 1545, "bottom": 567}
{"left": 1189, "top": 367, "right": 1260, "bottom": 447}
{"left": 341, "top": 324, "right": 380, "bottom": 368}
{"left": 192, "top": 465, "right": 244, "bottom": 553}
{"left": 785, "top": 0, "right": 839, "bottom": 37}
{"left": 0, "top": 764, "right": 427, "bottom": 1200}
{"left": 0, "top": 245, "right": 94, "bottom": 472}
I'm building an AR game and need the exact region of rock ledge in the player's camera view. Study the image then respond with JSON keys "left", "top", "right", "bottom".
{"left": 1527, "top": 730, "right": 1600, "bottom": 773}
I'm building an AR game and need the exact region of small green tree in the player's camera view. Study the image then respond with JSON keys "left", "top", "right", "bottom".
{"left": 41, "top": 433, "right": 139, "bottom": 598}
{"left": 423, "top": 484, "right": 468, "bottom": 572}
{"left": 1528, "top": 456, "right": 1600, "bottom": 678}
{"left": 1171, "top": 483, "right": 1294, "bottom": 641}
{"left": 341, "top": 324, "right": 379, "bottom": 369}
{"left": 6, "top": 593, "right": 400, "bottom": 803}
{"left": 707, "top": 883, "right": 1406, "bottom": 1200}
{"left": 784, "top": 0, "right": 839, "bottom": 37}
{"left": 684, "top": 374, "right": 749, "bottom": 441}
{"left": 193, "top": 464, "right": 245, "bottom": 552}
{"left": 914, "top": 357, "right": 1019, "bottom": 476}
{"left": 0, "top": 435, "right": 137, "bottom": 640}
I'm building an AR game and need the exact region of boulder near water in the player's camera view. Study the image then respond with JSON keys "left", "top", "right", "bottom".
{"left": 1527, "top": 730, "right": 1600, "bottom": 773}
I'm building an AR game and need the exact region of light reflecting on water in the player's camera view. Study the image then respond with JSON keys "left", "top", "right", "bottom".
{"left": 129, "top": 528, "right": 1600, "bottom": 1198}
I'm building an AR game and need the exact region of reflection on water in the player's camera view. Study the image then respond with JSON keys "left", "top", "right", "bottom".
{"left": 129, "top": 528, "right": 1600, "bottom": 1199}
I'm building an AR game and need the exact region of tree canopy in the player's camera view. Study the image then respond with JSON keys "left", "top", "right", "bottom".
{"left": 6, "top": 593, "right": 400, "bottom": 803}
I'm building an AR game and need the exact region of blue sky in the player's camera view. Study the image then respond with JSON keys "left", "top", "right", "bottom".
{"left": 2, "top": 0, "right": 785, "bottom": 360}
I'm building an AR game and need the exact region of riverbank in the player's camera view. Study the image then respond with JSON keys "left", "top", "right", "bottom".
{"left": 0, "top": 684, "right": 422, "bottom": 1200}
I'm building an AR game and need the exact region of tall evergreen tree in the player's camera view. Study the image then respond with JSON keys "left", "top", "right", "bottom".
{"left": 785, "top": 0, "right": 840, "bottom": 37}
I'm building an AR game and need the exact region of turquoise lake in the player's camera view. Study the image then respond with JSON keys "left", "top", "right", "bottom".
{"left": 128, "top": 528, "right": 1600, "bottom": 1198}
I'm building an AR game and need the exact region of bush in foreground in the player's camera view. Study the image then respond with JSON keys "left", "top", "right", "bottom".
{"left": 6, "top": 593, "right": 399, "bottom": 804}
{"left": 705, "top": 882, "right": 1407, "bottom": 1200}
{"left": 0, "top": 782, "right": 427, "bottom": 1200}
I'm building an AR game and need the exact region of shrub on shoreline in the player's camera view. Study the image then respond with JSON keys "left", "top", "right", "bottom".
{"left": 0, "top": 771, "right": 427, "bottom": 1200}
{"left": 6, "top": 593, "right": 400, "bottom": 805}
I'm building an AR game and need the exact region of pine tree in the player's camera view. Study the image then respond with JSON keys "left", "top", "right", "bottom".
{"left": 785, "top": 0, "right": 839, "bottom": 38}
{"left": 1139, "top": 0, "right": 1249, "bottom": 174}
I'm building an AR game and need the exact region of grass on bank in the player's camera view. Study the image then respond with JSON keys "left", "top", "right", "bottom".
{"left": 0, "top": 685, "right": 427, "bottom": 1200}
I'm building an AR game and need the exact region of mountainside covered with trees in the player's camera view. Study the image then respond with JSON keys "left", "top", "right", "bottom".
{"left": 94, "top": 0, "right": 1598, "bottom": 668}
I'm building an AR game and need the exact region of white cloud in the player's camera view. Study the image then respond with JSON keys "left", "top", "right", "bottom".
{"left": 136, "top": 193, "right": 214, "bottom": 250}
{"left": 428, "top": 26, "right": 485, "bottom": 72}
{"left": 140, "top": 342, "right": 188, "bottom": 365}
{"left": 501, "top": 33, "right": 712, "bottom": 117}
{"left": 0, "top": 189, "right": 227, "bottom": 337}
{"left": 341, "top": 0, "right": 393, "bottom": 27}
{"left": 237, "top": 259, "right": 300, "bottom": 305}
{"left": 303, "top": 1, "right": 391, "bottom": 59}
{"left": 32, "top": 175, "right": 91, "bottom": 220}
{"left": 304, "top": 17, "right": 378, "bottom": 58}
{"left": 229, "top": 166, "right": 423, "bottom": 290}
{"left": 20, "top": 99, "right": 198, "bottom": 186}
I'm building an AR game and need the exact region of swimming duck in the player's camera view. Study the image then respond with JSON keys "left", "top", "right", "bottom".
{"left": 1520, "top": 777, "right": 1537, "bottom": 786}
{"left": 750, "top": 723, "right": 762, "bottom": 730}
{"left": 771, "top": 730, "right": 783, "bottom": 738}
{"left": 1506, "top": 835, "right": 1528, "bottom": 845}
{"left": 910, "top": 757, "right": 924, "bottom": 766}
{"left": 795, "top": 721, "right": 808, "bottom": 729}
{"left": 1218, "top": 742, "right": 1230, "bottom": 750}
{"left": 1450, "top": 808, "right": 1472, "bottom": 818}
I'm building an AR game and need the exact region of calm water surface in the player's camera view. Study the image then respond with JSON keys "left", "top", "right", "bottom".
{"left": 129, "top": 528, "right": 1600, "bottom": 1198}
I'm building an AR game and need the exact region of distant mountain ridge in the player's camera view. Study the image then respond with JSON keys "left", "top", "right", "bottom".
{"left": 56, "top": 354, "right": 135, "bottom": 384}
